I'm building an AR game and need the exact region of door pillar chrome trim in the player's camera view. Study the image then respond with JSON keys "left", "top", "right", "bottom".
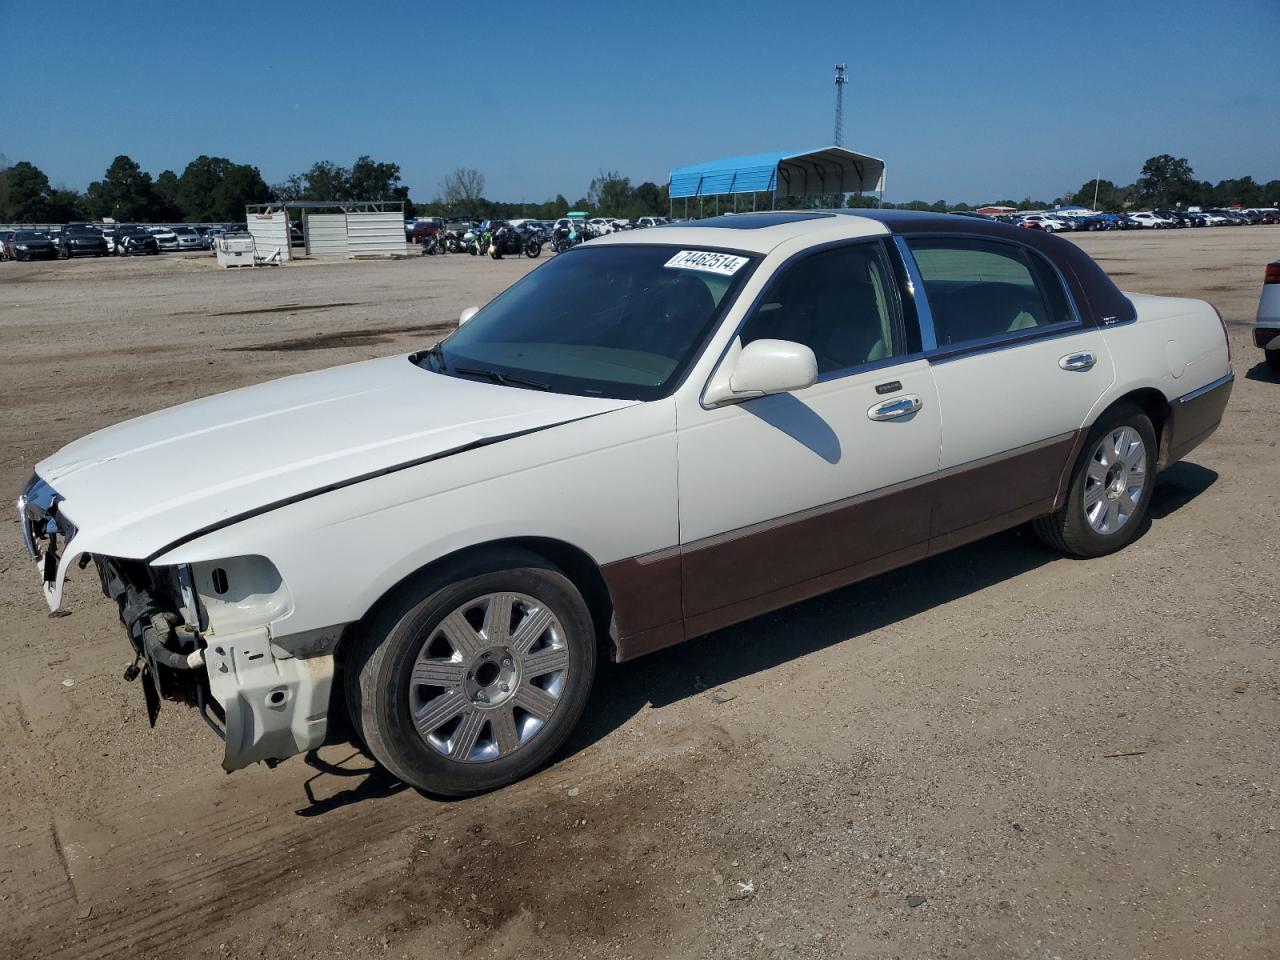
{"left": 891, "top": 235, "right": 937, "bottom": 352}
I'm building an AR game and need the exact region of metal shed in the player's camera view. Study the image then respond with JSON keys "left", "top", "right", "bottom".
{"left": 245, "top": 201, "right": 407, "bottom": 259}
{"left": 669, "top": 146, "right": 885, "bottom": 214}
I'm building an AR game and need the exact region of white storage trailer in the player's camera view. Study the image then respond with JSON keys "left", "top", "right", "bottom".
{"left": 245, "top": 201, "right": 407, "bottom": 259}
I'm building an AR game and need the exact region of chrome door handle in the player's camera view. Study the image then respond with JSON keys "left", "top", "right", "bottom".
{"left": 1059, "top": 351, "right": 1097, "bottom": 372}
{"left": 867, "top": 395, "right": 922, "bottom": 421}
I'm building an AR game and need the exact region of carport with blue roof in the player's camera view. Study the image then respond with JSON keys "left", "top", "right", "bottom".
{"left": 668, "top": 146, "right": 885, "bottom": 217}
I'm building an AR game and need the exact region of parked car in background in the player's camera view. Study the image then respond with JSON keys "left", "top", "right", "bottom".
{"left": 56, "top": 224, "right": 110, "bottom": 258}
{"left": 115, "top": 224, "right": 160, "bottom": 255}
{"left": 101, "top": 226, "right": 118, "bottom": 252}
{"left": 17, "top": 209, "right": 1233, "bottom": 796}
{"left": 1128, "top": 212, "right": 1175, "bottom": 229}
{"left": 148, "top": 226, "right": 179, "bottom": 251}
{"left": 1154, "top": 210, "right": 1190, "bottom": 228}
{"left": 409, "top": 220, "right": 443, "bottom": 246}
{"left": 1018, "top": 214, "right": 1071, "bottom": 233}
{"left": 171, "top": 226, "right": 205, "bottom": 251}
{"left": 8, "top": 230, "right": 59, "bottom": 260}
{"left": 1256, "top": 259, "right": 1280, "bottom": 373}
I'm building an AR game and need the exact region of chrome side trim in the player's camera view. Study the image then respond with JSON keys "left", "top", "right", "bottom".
{"left": 1177, "top": 370, "right": 1234, "bottom": 404}
{"left": 927, "top": 319, "right": 1086, "bottom": 365}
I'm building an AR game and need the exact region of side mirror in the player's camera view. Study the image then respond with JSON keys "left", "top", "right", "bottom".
{"left": 458, "top": 305, "right": 479, "bottom": 327}
{"left": 704, "top": 338, "right": 818, "bottom": 405}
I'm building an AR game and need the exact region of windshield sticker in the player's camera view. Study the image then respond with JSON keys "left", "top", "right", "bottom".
{"left": 664, "top": 250, "right": 749, "bottom": 276}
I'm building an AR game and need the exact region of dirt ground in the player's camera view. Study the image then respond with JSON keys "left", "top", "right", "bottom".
{"left": 1, "top": 229, "right": 1277, "bottom": 960}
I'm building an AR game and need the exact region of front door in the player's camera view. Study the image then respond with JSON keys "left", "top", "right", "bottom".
{"left": 676, "top": 239, "right": 942, "bottom": 637}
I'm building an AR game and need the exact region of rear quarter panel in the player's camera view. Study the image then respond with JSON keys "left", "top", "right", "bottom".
{"left": 1092, "top": 293, "right": 1230, "bottom": 424}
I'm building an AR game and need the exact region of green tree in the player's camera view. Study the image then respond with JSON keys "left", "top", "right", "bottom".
{"left": 86, "top": 155, "right": 157, "bottom": 221}
{"left": 1135, "top": 154, "right": 1197, "bottom": 208}
{"left": 1069, "top": 177, "right": 1129, "bottom": 210}
{"left": 176, "top": 155, "right": 271, "bottom": 221}
{"left": 0, "top": 161, "right": 53, "bottom": 221}
{"left": 300, "top": 160, "right": 352, "bottom": 200}
{"left": 177, "top": 155, "right": 230, "bottom": 220}
{"left": 212, "top": 162, "right": 272, "bottom": 221}
{"left": 439, "top": 167, "right": 486, "bottom": 215}
{"left": 46, "top": 188, "right": 88, "bottom": 222}
{"left": 587, "top": 170, "right": 633, "bottom": 215}
{"left": 151, "top": 169, "right": 183, "bottom": 220}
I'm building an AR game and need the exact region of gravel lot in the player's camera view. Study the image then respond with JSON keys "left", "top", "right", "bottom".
{"left": 2, "top": 229, "right": 1277, "bottom": 960}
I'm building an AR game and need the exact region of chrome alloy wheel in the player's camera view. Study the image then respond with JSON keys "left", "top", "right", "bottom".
{"left": 408, "top": 592, "right": 569, "bottom": 763}
{"left": 1084, "top": 426, "right": 1147, "bottom": 535}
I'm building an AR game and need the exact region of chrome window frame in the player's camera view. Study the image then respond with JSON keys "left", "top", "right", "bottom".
{"left": 699, "top": 236, "right": 929, "bottom": 406}
{"left": 896, "top": 233, "right": 1087, "bottom": 364}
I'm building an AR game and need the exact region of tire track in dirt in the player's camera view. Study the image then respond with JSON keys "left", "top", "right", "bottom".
{"left": 20, "top": 723, "right": 737, "bottom": 960}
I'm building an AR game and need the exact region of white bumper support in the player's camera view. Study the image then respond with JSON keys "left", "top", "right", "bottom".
{"left": 204, "top": 626, "right": 334, "bottom": 771}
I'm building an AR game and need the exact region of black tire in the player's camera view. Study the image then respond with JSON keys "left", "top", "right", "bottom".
{"left": 344, "top": 549, "right": 597, "bottom": 797}
{"left": 525, "top": 241, "right": 542, "bottom": 258}
{"left": 1267, "top": 350, "right": 1280, "bottom": 374}
{"left": 1034, "top": 404, "right": 1157, "bottom": 558}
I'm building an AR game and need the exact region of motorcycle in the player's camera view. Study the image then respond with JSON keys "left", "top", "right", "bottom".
{"left": 488, "top": 223, "right": 542, "bottom": 259}
{"left": 418, "top": 231, "right": 448, "bottom": 256}
{"left": 552, "top": 222, "right": 587, "bottom": 253}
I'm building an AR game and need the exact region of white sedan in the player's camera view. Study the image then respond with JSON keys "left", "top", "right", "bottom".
{"left": 1129, "top": 212, "right": 1176, "bottom": 229}
{"left": 18, "top": 211, "right": 1233, "bottom": 796}
{"left": 1257, "top": 258, "right": 1280, "bottom": 372}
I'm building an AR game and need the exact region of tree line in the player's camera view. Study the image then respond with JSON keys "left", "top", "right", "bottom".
{"left": 0, "top": 155, "right": 675, "bottom": 225}
{"left": 0, "top": 151, "right": 1273, "bottom": 225}
{"left": 843, "top": 155, "right": 1279, "bottom": 213}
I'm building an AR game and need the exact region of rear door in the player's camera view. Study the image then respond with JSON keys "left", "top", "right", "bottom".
{"left": 902, "top": 236, "right": 1116, "bottom": 548}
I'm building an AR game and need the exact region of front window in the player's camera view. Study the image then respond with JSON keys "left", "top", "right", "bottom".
{"left": 428, "top": 244, "right": 757, "bottom": 400}
{"left": 738, "top": 240, "right": 911, "bottom": 375}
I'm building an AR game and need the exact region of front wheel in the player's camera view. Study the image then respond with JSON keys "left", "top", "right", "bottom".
{"left": 345, "top": 551, "right": 597, "bottom": 797}
{"left": 525, "top": 241, "right": 542, "bottom": 258}
{"left": 1034, "top": 405, "right": 1156, "bottom": 558}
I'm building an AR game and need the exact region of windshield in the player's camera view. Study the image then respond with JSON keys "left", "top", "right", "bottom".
{"left": 173, "top": 227, "right": 196, "bottom": 235}
{"left": 430, "top": 244, "right": 757, "bottom": 401}
{"left": 14, "top": 231, "right": 46, "bottom": 241}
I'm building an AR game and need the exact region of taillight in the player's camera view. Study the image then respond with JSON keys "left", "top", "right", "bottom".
{"left": 1212, "top": 305, "right": 1231, "bottom": 362}
{"left": 1265, "top": 262, "right": 1280, "bottom": 284}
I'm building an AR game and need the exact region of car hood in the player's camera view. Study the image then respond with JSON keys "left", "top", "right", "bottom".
{"left": 37, "top": 355, "right": 634, "bottom": 560}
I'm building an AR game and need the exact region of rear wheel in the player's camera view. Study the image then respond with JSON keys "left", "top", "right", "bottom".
{"left": 345, "top": 551, "right": 596, "bottom": 796}
{"left": 1034, "top": 404, "right": 1156, "bottom": 558}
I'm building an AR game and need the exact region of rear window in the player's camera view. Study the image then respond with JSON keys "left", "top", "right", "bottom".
{"left": 907, "top": 238, "right": 1074, "bottom": 347}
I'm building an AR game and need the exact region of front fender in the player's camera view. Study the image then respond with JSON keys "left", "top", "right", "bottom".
{"left": 154, "top": 400, "right": 679, "bottom": 646}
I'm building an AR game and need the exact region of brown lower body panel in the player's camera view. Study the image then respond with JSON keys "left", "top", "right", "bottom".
{"left": 605, "top": 431, "right": 1085, "bottom": 662}
{"left": 1164, "top": 375, "right": 1232, "bottom": 464}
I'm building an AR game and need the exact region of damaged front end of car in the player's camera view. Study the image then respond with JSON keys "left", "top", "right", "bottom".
{"left": 19, "top": 473, "right": 336, "bottom": 773}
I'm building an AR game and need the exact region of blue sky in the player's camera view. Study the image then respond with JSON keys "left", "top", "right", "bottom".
{"left": 3, "top": 0, "right": 1277, "bottom": 204}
